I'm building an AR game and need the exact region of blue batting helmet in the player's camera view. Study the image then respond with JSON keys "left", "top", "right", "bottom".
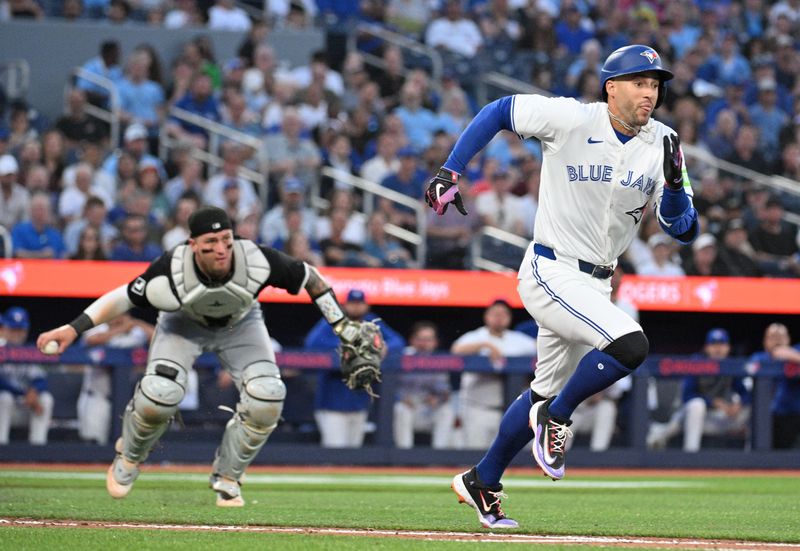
{"left": 600, "top": 45, "right": 674, "bottom": 109}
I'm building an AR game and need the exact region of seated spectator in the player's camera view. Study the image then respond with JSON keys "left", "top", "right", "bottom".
{"left": 314, "top": 188, "right": 366, "bottom": 245}
{"left": 203, "top": 143, "right": 261, "bottom": 217}
{"left": 7, "top": 102, "right": 38, "bottom": 152}
{"left": 166, "top": 72, "right": 220, "bottom": 149}
{"left": 362, "top": 210, "right": 412, "bottom": 268}
{"left": 284, "top": 230, "right": 324, "bottom": 267}
{"left": 683, "top": 233, "right": 731, "bottom": 276}
{"left": 164, "top": 156, "right": 205, "bottom": 208}
{"left": 109, "top": 214, "right": 162, "bottom": 262}
{"left": 58, "top": 163, "right": 112, "bottom": 223}
{"left": 749, "top": 323, "right": 800, "bottom": 449}
{"left": 55, "top": 88, "right": 108, "bottom": 149}
{"left": 287, "top": 49, "right": 344, "bottom": 98}
{"left": 704, "top": 109, "right": 739, "bottom": 160}
{"left": 319, "top": 208, "right": 371, "bottom": 267}
{"left": 320, "top": 133, "right": 358, "bottom": 201}
{"left": 62, "top": 141, "right": 116, "bottom": 200}
{"left": 392, "top": 82, "right": 440, "bottom": 150}
{"left": 263, "top": 108, "right": 321, "bottom": 192}
{"left": 117, "top": 50, "right": 165, "bottom": 137}
{"left": 79, "top": 313, "right": 154, "bottom": 444}
{"left": 102, "top": 123, "right": 166, "bottom": 182}
{"left": 360, "top": 131, "right": 400, "bottom": 186}
{"left": 163, "top": 0, "right": 202, "bottom": 28}
{"left": 475, "top": 167, "right": 526, "bottom": 236}
{"left": 0, "top": 307, "right": 53, "bottom": 445}
{"left": 648, "top": 328, "right": 751, "bottom": 452}
{"left": 0, "top": 154, "right": 30, "bottom": 231}
{"left": 717, "top": 218, "right": 762, "bottom": 277}
{"left": 207, "top": 0, "right": 252, "bottom": 32}
{"left": 137, "top": 160, "right": 171, "bottom": 226}
{"left": 63, "top": 196, "right": 118, "bottom": 257}
{"left": 748, "top": 195, "right": 800, "bottom": 277}
{"left": 70, "top": 225, "right": 107, "bottom": 260}
{"left": 162, "top": 195, "right": 199, "bottom": 251}
{"left": 378, "top": 146, "right": 426, "bottom": 230}
{"left": 75, "top": 40, "right": 124, "bottom": 107}
{"left": 394, "top": 321, "right": 454, "bottom": 449}
{"left": 450, "top": 299, "right": 537, "bottom": 449}
{"left": 259, "top": 176, "right": 317, "bottom": 247}
{"left": 425, "top": 0, "right": 483, "bottom": 60}
{"left": 11, "top": 192, "right": 65, "bottom": 259}
{"left": 639, "top": 234, "right": 686, "bottom": 276}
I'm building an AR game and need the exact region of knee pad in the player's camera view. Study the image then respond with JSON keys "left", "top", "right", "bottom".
{"left": 135, "top": 360, "right": 185, "bottom": 424}
{"left": 238, "top": 361, "right": 285, "bottom": 430}
{"left": 602, "top": 331, "right": 649, "bottom": 370}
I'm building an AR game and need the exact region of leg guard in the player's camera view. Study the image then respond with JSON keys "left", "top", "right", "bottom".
{"left": 212, "top": 361, "right": 285, "bottom": 481}
{"left": 121, "top": 360, "right": 186, "bottom": 463}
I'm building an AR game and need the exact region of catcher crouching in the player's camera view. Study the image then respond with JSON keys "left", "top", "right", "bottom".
{"left": 36, "top": 206, "right": 384, "bottom": 507}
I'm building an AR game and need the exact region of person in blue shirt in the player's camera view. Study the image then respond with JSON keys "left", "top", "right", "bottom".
{"left": 76, "top": 40, "right": 124, "bottom": 107}
{"left": 109, "top": 214, "right": 163, "bottom": 262}
{"left": 379, "top": 146, "right": 428, "bottom": 230}
{"left": 165, "top": 72, "right": 220, "bottom": 149}
{"left": 11, "top": 192, "right": 65, "bottom": 259}
{"left": 749, "top": 323, "right": 800, "bottom": 449}
{"left": 648, "top": 328, "right": 751, "bottom": 452}
{"left": 305, "top": 288, "right": 405, "bottom": 447}
{"left": 0, "top": 307, "right": 53, "bottom": 445}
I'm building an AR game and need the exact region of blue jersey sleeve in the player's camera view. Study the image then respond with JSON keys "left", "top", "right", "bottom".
{"left": 443, "top": 96, "right": 515, "bottom": 174}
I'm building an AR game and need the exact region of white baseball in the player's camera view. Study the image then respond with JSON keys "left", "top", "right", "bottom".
{"left": 43, "top": 341, "right": 59, "bottom": 355}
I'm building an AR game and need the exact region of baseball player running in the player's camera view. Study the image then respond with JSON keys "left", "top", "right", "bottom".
{"left": 37, "top": 206, "right": 381, "bottom": 507}
{"left": 427, "top": 45, "right": 698, "bottom": 528}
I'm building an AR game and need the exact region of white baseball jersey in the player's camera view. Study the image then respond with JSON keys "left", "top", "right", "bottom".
{"left": 509, "top": 95, "right": 692, "bottom": 266}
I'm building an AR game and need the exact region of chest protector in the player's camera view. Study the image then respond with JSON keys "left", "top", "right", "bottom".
{"left": 171, "top": 240, "right": 270, "bottom": 327}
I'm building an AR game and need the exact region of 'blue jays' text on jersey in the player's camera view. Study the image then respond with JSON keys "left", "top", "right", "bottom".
{"left": 510, "top": 95, "right": 692, "bottom": 266}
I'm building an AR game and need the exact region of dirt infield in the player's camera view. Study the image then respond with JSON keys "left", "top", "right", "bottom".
{"left": 3, "top": 518, "right": 800, "bottom": 550}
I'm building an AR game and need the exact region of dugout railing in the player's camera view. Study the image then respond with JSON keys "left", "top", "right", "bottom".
{"left": 0, "top": 345, "right": 797, "bottom": 467}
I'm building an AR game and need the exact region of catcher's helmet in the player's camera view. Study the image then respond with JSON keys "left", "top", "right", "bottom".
{"left": 600, "top": 45, "right": 674, "bottom": 109}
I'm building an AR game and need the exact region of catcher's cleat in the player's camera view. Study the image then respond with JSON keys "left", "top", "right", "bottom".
{"left": 530, "top": 397, "right": 572, "bottom": 481}
{"left": 210, "top": 474, "right": 245, "bottom": 507}
{"left": 451, "top": 467, "right": 518, "bottom": 529}
{"left": 106, "top": 438, "right": 140, "bottom": 499}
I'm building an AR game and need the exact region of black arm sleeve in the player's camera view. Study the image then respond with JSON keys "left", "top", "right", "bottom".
{"left": 126, "top": 252, "right": 173, "bottom": 308}
{"left": 258, "top": 246, "right": 309, "bottom": 295}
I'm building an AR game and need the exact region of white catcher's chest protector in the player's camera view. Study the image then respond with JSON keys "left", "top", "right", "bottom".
{"left": 170, "top": 240, "right": 270, "bottom": 327}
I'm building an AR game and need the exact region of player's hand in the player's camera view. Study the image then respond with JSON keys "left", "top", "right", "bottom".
{"left": 36, "top": 325, "right": 78, "bottom": 355}
{"left": 662, "top": 134, "right": 684, "bottom": 191}
{"left": 425, "top": 167, "right": 468, "bottom": 216}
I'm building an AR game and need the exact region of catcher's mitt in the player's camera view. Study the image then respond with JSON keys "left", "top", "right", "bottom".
{"left": 335, "top": 319, "right": 384, "bottom": 398}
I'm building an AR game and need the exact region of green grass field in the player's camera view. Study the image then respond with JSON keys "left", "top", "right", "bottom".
{"left": 2, "top": 467, "right": 799, "bottom": 549}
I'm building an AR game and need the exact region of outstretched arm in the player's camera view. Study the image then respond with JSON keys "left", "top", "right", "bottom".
{"left": 36, "top": 284, "right": 134, "bottom": 354}
{"left": 426, "top": 96, "right": 515, "bottom": 215}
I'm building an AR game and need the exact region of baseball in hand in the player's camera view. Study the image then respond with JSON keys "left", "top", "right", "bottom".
{"left": 43, "top": 341, "right": 59, "bottom": 355}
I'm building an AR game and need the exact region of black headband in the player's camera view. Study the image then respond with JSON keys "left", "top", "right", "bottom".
{"left": 188, "top": 206, "right": 232, "bottom": 238}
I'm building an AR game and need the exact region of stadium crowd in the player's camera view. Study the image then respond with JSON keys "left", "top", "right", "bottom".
{"left": 0, "top": 0, "right": 799, "bottom": 277}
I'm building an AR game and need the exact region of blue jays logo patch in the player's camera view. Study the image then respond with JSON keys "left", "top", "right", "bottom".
{"left": 640, "top": 49, "right": 659, "bottom": 64}
{"left": 625, "top": 201, "right": 648, "bottom": 224}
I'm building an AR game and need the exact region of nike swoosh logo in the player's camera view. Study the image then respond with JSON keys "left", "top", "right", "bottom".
{"left": 435, "top": 183, "right": 445, "bottom": 200}
{"left": 543, "top": 425, "right": 559, "bottom": 465}
{"left": 587, "top": 137, "right": 603, "bottom": 144}
{"left": 479, "top": 492, "right": 491, "bottom": 513}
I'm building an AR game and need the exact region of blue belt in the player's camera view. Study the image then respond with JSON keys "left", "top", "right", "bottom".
{"left": 533, "top": 244, "right": 614, "bottom": 279}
